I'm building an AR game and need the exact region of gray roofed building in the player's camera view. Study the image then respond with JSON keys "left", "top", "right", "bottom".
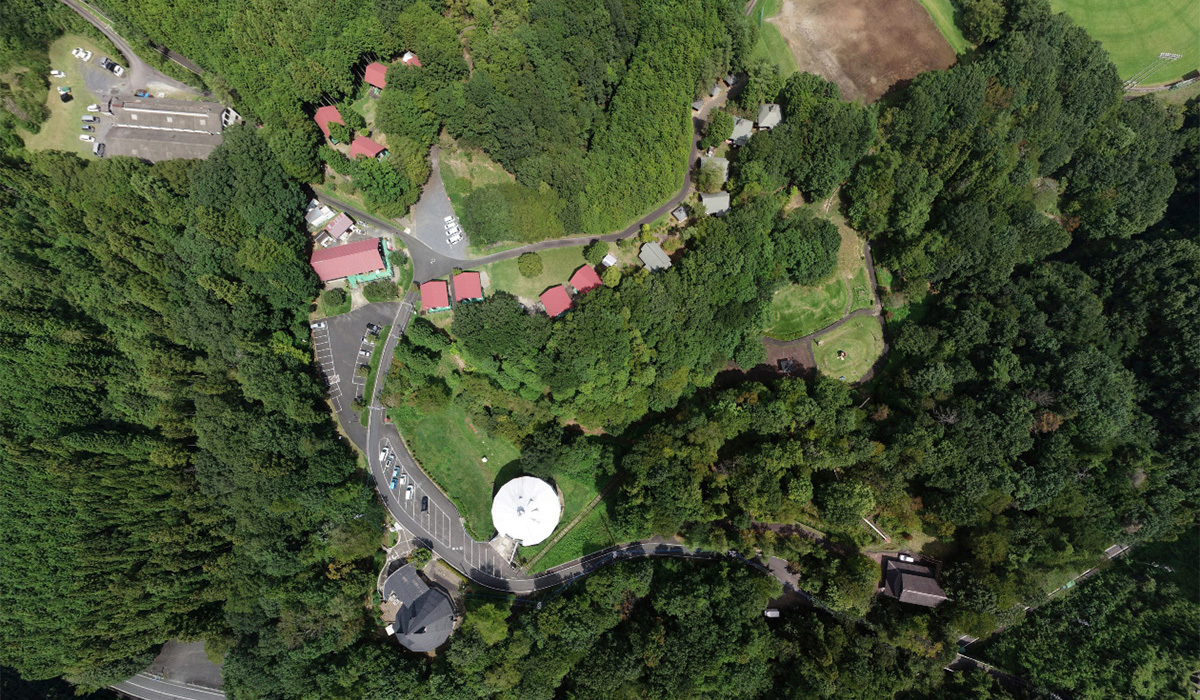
{"left": 883, "top": 560, "right": 949, "bottom": 607}
{"left": 709, "top": 84, "right": 722, "bottom": 98}
{"left": 384, "top": 564, "right": 455, "bottom": 652}
{"left": 672, "top": 205, "right": 688, "bottom": 222}
{"left": 756, "top": 103, "right": 782, "bottom": 130}
{"left": 639, "top": 241, "right": 672, "bottom": 271}
{"left": 692, "top": 99, "right": 704, "bottom": 111}
{"left": 725, "top": 73, "right": 736, "bottom": 86}
{"left": 104, "top": 126, "right": 224, "bottom": 161}
{"left": 729, "top": 117, "right": 754, "bottom": 146}
{"left": 699, "top": 156, "right": 729, "bottom": 183}
{"left": 102, "top": 97, "right": 228, "bottom": 161}
{"left": 700, "top": 191, "right": 730, "bottom": 216}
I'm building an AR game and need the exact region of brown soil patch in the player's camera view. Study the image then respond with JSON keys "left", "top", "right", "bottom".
{"left": 770, "top": 0, "right": 957, "bottom": 102}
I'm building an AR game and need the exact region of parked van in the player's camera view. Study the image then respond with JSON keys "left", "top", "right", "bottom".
{"left": 92, "top": 142, "right": 104, "bottom": 157}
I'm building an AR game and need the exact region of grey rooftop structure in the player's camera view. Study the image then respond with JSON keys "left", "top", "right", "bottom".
{"left": 672, "top": 205, "right": 688, "bottom": 222}
{"left": 383, "top": 564, "right": 454, "bottom": 652}
{"left": 639, "top": 241, "right": 672, "bottom": 271}
{"left": 699, "top": 155, "right": 729, "bottom": 183}
{"left": 104, "top": 127, "right": 223, "bottom": 161}
{"left": 729, "top": 117, "right": 754, "bottom": 146}
{"left": 103, "top": 97, "right": 229, "bottom": 162}
{"left": 692, "top": 99, "right": 704, "bottom": 111}
{"left": 883, "top": 560, "right": 948, "bottom": 607}
{"left": 756, "top": 103, "right": 782, "bottom": 130}
{"left": 700, "top": 191, "right": 730, "bottom": 216}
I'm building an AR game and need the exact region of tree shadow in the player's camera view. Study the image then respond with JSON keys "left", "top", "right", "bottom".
{"left": 491, "top": 458, "right": 524, "bottom": 498}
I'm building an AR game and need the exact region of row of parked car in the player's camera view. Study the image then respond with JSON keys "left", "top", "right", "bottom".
{"left": 443, "top": 215, "right": 463, "bottom": 245}
{"left": 380, "top": 444, "right": 429, "bottom": 511}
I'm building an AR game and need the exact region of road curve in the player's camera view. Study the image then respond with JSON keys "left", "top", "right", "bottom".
{"left": 112, "top": 674, "right": 225, "bottom": 700}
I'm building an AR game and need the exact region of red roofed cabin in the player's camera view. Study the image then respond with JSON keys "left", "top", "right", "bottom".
{"left": 402, "top": 51, "right": 422, "bottom": 67}
{"left": 310, "top": 238, "right": 384, "bottom": 282}
{"left": 569, "top": 265, "right": 602, "bottom": 294}
{"left": 453, "top": 271, "right": 483, "bottom": 303}
{"left": 350, "top": 135, "right": 388, "bottom": 160}
{"left": 314, "top": 105, "right": 345, "bottom": 140}
{"left": 540, "top": 286, "right": 572, "bottom": 317}
{"left": 420, "top": 280, "right": 451, "bottom": 313}
{"left": 364, "top": 62, "right": 387, "bottom": 93}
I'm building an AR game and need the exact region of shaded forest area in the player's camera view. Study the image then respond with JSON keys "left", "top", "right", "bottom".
{"left": 0, "top": 0, "right": 1196, "bottom": 698}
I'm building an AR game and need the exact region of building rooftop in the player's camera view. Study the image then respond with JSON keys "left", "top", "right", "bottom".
{"left": 639, "top": 241, "right": 672, "bottom": 271}
{"left": 569, "top": 265, "right": 602, "bottom": 294}
{"left": 324, "top": 212, "right": 354, "bottom": 239}
{"left": 310, "top": 238, "right": 384, "bottom": 282}
{"left": 883, "top": 560, "right": 949, "bottom": 607}
{"left": 364, "top": 62, "right": 388, "bottom": 89}
{"left": 421, "top": 280, "right": 450, "bottom": 312}
{"left": 104, "top": 126, "right": 222, "bottom": 161}
{"left": 700, "top": 191, "right": 731, "bottom": 216}
{"left": 730, "top": 117, "right": 754, "bottom": 145}
{"left": 540, "top": 286, "right": 572, "bottom": 316}
{"left": 699, "top": 155, "right": 729, "bottom": 183}
{"left": 757, "top": 103, "right": 782, "bottom": 129}
{"left": 383, "top": 564, "right": 454, "bottom": 653}
{"left": 601, "top": 253, "right": 619, "bottom": 267}
{"left": 453, "top": 271, "right": 483, "bottom": 302}
{"left": 102, "top": 97, "right": 227, "bottom": 161}
{"left": 402, "top": 51, "right": 422, "bottom": 67}
{"left": 314, "top": 105, "right": 345, "bottom": 139}
{"left": 672, "top": 205, "right": 688, "bottom": 222}
{"left": 349, "top": 135, "right": 387, "bottom": 159}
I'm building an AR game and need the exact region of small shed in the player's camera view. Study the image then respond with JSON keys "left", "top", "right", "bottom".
{"left": 756, "top": 103, "right": 782, "bottom": 130}
{"left": 453, "top": 271, "right": 483, "bottom": 303}
{"left": 540, "top": 286, "right": 572, "bottom": 317}
{"left": 350, "top": 135, "right": 388, "bottom": 159}
{"left": 700, "top": 191, "right": 731, "bottom": 216}
{"left": 402, "top": 51, "right": 422, "bottom": 67}
{"left": 672, "top": 205, "right": 688, "bottom": 223}
{"left": 364, "top": 62, "right": 388, "bottom": 91}
{"left": 638, "top": 241, "right": 672, "bottom": 271}
{"left": 601, "top": 253, "right": 619, "bottom": 267}
{"left": 324, "top": 212, "right": 355, "bottom": 240}
{"left": 709, "top": 84, "right": 721, "bottom": 98}
{"left": 314, "top": 105, "right": 345, "bottom": 140}
{"left": 569, "top": 265, "right": 603, "bottom": 294}
{"left": 420, "top": 280, "right": 451, "bottom": 313}
{"left": 691, "top": 99, "right": 704, "bottom": 111}
{"left": 729, "top": 117, "right": 753, "bottom": 146}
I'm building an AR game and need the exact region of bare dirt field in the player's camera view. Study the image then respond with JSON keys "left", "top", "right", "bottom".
{"left": 770, "top": 0, "right": 957, "bottom": 102}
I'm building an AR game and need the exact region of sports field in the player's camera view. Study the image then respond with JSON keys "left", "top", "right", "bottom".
{"left": 813, "top": 317, "right": 885, "bottom": 383}
{"left": 1052, "top": 0, "right": 1198, "bottom": 84}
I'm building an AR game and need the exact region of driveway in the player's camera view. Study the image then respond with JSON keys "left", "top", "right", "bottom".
{"left": 408, "top": 147, "right": 471, "bottom": 259}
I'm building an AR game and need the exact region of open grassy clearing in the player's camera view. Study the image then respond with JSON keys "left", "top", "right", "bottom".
{"left": 19, "top": 36, "right": 107, "bottom": 156}
{"left": 848, "top": 267, "right": 874, "bottom": 312}
{"left": 390, "top": 403, "right": 521, "bottom": 539}
{"left": 813, "top": 317, "right": 885, "bottom": 382}
{"left": 527, "top": 490, "right": 618, "bottom": 573}
{"left": 1152, "top": 80, "right": 1200, "bottom": 105}
{"left": 763, "top": 277, "right": 847, "bottom": 340}
{"left": 915, "top": 0, "right": 971, "bottom": 54}
{"left": 748, "top": 0, "right": 800, "bottom": 76}
{"left": 1052, "top": 0, "right": 1198, "bottom": 84}
{"left": 483, "top": 246, "right": 588, "bottom": 302}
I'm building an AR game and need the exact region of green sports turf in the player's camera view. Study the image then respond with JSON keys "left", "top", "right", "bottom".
{"left": 1052, "top": 0, "right": 1198, "bottom": 84}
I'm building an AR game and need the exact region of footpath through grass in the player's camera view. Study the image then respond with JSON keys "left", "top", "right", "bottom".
{"left": 1052, "top": 0, "right": 1197, "bottom": 84}
{"left": 390, "top": 403, "right": 521, "bottom": 540}
{"left": 915, "top": 0, "right": 971, "bottom": 54}
{"left": 748, "top": 0, "right": 800, "bottom": 76}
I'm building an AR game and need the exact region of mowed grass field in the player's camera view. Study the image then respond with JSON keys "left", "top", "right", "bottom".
{"left": 749, "top": 0, "right": 800, "bottom": 76}
{"left": 1052, "top": 0, "right": 1198, "bottom": 84}
{"left": 915, "top": 0, "right": 971, "bottom": 54}
{"left": 20, "top": 35, "right": 107, "bottom": 157}
{"left": 528, "top": 490, "right": 618, "bottom": 572}
{"left": 391, "top": 403, "right": 520, "bottom": 540}
{"left": 483, "top": 246, "right": 588, "bottom": 302}
{"left": 813, "top": 317, "right": 885, "bottom": 382}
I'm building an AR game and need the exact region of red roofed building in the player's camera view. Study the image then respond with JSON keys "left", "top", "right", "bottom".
{"left": 540, "top": 286, "right": 572, "bottom": 317}
{"left": 350, "top": 135, "right": 388, "bottom": 159}
{"left": 420, "top": 280, "right": 450, "bottom": 313}
{"left": 310, "top": 239, "right": 384, "bottom": 282}
{"left": 402, "top": 51, "right": 422, "bottom": 67}
{"left": 324, "top": 212, "right": 354, "bottom": 240}
{"left": 364, "top": 62, "right": 388, "bottom": 90}
{"left": 453, "top": 271, "right": 483, "bottom": 303}
{"left": 569, "top": 265, "right": 602, "bottom": 294}
{"left": 314, "top": 105, "right": 345, "bottom": 139}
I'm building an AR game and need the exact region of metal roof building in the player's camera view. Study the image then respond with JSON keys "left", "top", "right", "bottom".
{"left": 492, "top": 477, "right": 561, "bottom": 546}
{"left": 103, "top": 97, "right": 228, "bottom": 161}
{"left": 420, "top": 280, "right": 450, "bottom": 313}
{"left": 700, "top": 192, "right": 731, "bottom": 216}
{"left": 883, "top": 560, "right": 949, "bottom": 607}
{"left": 453, "top": 271, "right": 483, "bottom": 302}
{"left": 314, "top": 105, "right": 345, "bottom": 139}
{"left": 639, "top": 241, "right": 672, "bottom": 271}
{"left": 364, "top": 62, "right": 388, "bottom": 90}
{"left": 729, "top": 117, "right": 754, "bottom": 146}
{"left": 540, "top": 286, "right": 572, "bottom": 317}
{"left": 383, "top": 564, "right": 454, "bottom": 652}
{"left": 350, "top": 135, "right": 388, "bottom": 159}
{"left": 756, "top": 103, "right": 782, "bottom": 130}
{"left": 569, "top": 265, "right": 602, "bottom": 294}
{"left": 310, "top": 239, "right": 384, "bottom": 282}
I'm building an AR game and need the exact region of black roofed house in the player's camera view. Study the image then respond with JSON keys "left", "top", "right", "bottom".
{"left": 383, "top": 564, "right": 455, "bottom": 652}
{"left": 882, "top": 559, "right": 949, "bottom": 607}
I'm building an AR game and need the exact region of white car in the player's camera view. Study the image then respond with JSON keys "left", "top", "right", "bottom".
{"left": 898, "top": 554, "right": 915, "bottom": 563}
{"left": 72, "top": 48, "right": 93, "bottom": 61}
{"left": 310, "top": 321, "right": 326, "bottom": 330}
{"left": 399, "top": 471, "right": 407, "bottom": 486}
{"left": 447, "top": 231, "right": 463, "bottom": 244}
{"left": 50, "top": 70, "right": 66, "bottom": 78}
{"left": 405, "top": 484, "right": 414, "bottom": 500}
{"left": 79, "top": 135, "right": 95, "bottom": 143}
{"left": 443, "top": 215, "right": 455, "bottom": 224}
{"left": 86, "top": 104, "right": 100, "bottom": 112}
{"left": 111, "top": 64, "right": 125, "bottom": 77}
{"left": 379, "top": 446, "right": 389, "bottom": 462}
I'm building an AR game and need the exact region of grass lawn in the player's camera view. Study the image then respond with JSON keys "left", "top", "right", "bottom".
{"left": 528, "top": 489, "right": 618, "bottom": 573}
{"left": 749, "top": 0, "right": 800, "bottom": 76}
{"left": 764, "top": 276, "right": 847, "bottom": 340}
{"left": 19, "top": 35, "right": 109, "bottom": 157}
{"left": 316, "top": 289, "right": 352, "bottom": 318}
{"left": 483, "top": 246, "right": 588, "bottom": 302}
{"left": 390, "top": 403, "right": 521, "bottom": 540}
{"left": 1052, "top": 0, "right": 1198, "bottom": 84}
{"left": 440, "top": 136, "right": 512, "bottom": 219}
{"left": 915, "top": 0, "right": 971, "bottom": 54}
{"left": 848, "top": 266, "right": 874, "bottom": 312}
{"left": 813, "top": 317, "right": 885, "bottom": 383}
{"left": 358, "top": 324, "right": 391, "bottom": 427}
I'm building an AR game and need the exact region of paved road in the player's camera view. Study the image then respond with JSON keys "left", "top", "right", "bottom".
{"left": 112, "top": 674, "right": 225, "bottom": 700}
{"left": 59, "top": 0, "right": 201, "bottom": 96}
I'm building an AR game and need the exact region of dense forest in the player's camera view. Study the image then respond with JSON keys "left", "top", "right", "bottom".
{"left": 1, "top": 0, "right": 1197, "bottom": 697}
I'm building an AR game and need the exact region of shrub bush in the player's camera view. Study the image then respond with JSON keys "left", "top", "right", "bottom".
{"left": 583, "top": 240, "right": 609, "bottom": 265}
{"left": 517, "top": 252, "right": 543, "bottom": 278}
{"left": 323, "top": 287, "right": 348, "bottom": 307}
{"left": 363, "top": 280, "right": 399, "bottom": 302}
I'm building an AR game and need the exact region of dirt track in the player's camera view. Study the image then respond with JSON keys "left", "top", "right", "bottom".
{"left": 770, "top": 0, "right": 956, "bottom": 102}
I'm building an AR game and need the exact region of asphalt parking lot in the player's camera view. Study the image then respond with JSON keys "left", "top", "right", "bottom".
{"left": 409, "top": 149, "right": 470, "bottom": 258}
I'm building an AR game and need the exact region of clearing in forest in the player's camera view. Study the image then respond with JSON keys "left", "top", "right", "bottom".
{"left": 767, "top": 0, "right": 957, "bottom": 102}
{"left": 813, "top": 317, "right": 885, "bottom": 383}
{"left": 482, "top": 247, "right": 589, "bottom": 303}
{"left": 19, "top": 35, "right": 108, "bottom": 156}
{"left": 1051, "top": 0, "right": 1198, "bottom": 85}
